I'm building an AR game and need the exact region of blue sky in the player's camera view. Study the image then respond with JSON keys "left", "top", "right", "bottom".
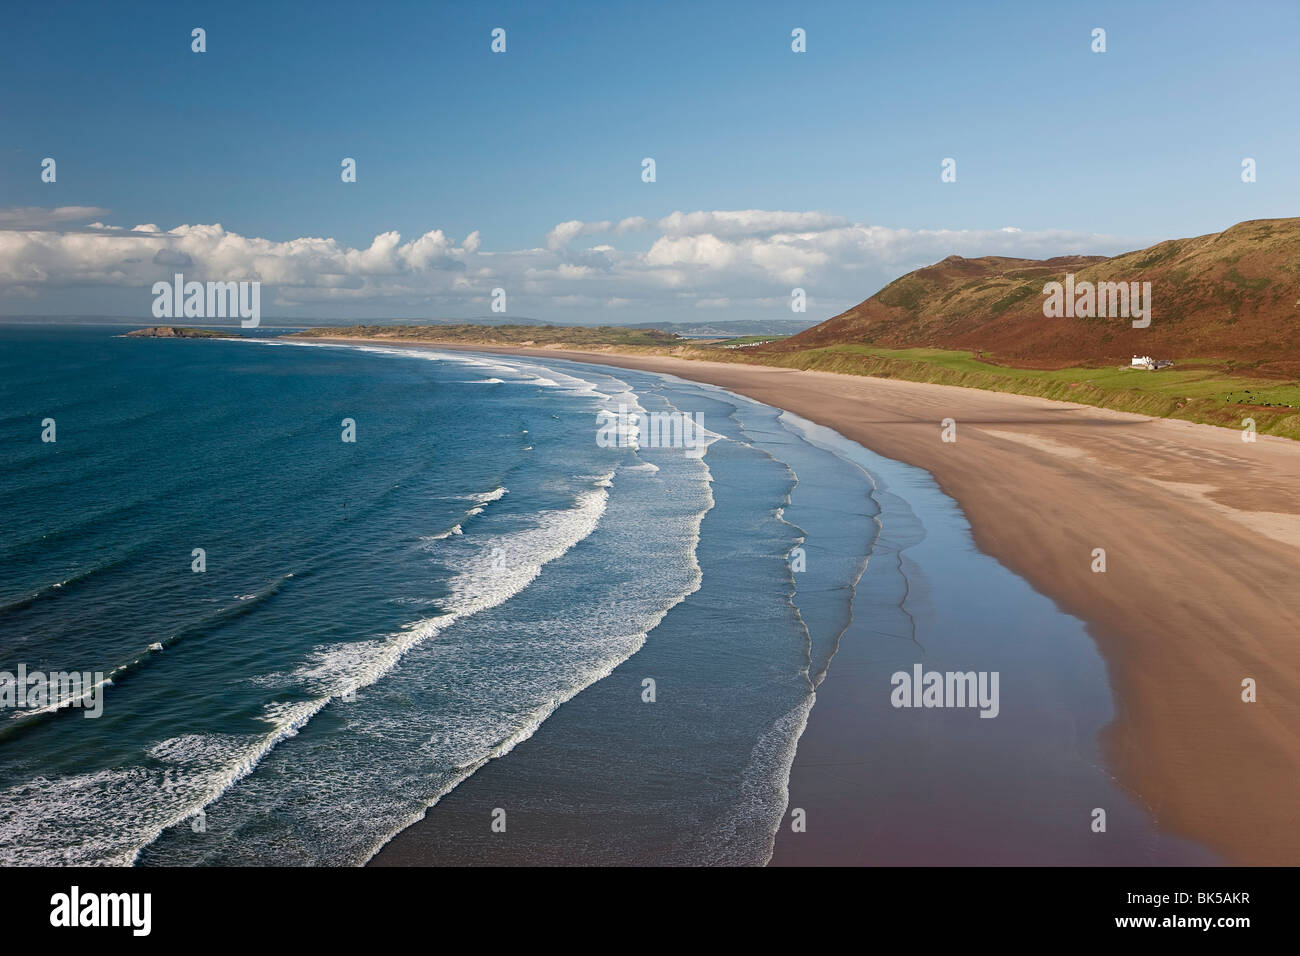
{"left": 2, "top": 0, "right": 1298, "bottom": 323}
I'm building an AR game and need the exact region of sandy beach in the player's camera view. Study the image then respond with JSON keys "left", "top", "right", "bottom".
{"left": 318, "top": 337, "right": 1300, "bottom": 865}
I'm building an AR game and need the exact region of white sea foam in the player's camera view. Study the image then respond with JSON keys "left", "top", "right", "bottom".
{"left": 421, "top": 486, "right": 507, "bottom": 542}
{"left": 257, "top": 480, "right": 614, "bottom": 704}
{"left": 471, "top": 487, "right": 507, "bottom": 505}
{"left": 0, "top": 699, "right": 322, "bottom": 866}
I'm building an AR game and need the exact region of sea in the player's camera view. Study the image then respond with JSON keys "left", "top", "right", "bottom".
{"left": 0, "top": 325, "right": 1215, "bottom": 866}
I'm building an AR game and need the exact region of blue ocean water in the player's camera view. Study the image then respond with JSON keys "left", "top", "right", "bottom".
{"left": 0, "top": 326, "right": 880, "bottom": 865}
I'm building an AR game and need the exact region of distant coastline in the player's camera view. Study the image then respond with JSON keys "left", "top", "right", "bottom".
{"left": 284, "top": 323, "right": 1300, "bottom": 440}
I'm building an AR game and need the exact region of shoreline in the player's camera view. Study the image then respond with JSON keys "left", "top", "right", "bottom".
{"left": 766, "top": 411, "right": 1215, "bottom": 865}
{"left": 309, "top": 336, "right": 1300, "bottom": 865}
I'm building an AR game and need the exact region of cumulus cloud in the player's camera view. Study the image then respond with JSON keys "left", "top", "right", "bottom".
{"left": 545, "top": 219, "right": 612, "bottom": 250}
{"left": 0, "top": 206, "right": 1144, "bottom": 318}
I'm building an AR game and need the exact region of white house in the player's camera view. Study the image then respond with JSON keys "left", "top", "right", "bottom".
{"left": 1131, "top": 355, "right": 1173, "bottom": 370}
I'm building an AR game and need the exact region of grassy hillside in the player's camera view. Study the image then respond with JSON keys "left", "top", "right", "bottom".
{"left": 779, "top": 217, "right": 1300, "bottom": 376}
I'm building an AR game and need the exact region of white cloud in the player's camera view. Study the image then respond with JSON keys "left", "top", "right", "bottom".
{"left": 545, "top": 219, "right": 613, "bottom": 250}
{"left": 0, "top": 206, "right": 1145, "bottom": 319}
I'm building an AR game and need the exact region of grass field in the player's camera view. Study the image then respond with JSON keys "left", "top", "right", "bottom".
{"left": 293, "top": 324, "right": 682, "bottom": 347}
{"left": 713, "top": 344, "right": 1300, "bottom": 439}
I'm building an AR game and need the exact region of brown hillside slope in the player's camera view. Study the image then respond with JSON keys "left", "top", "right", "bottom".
{"left": 778, "top": 218, "right": 1300, "bottom": 374}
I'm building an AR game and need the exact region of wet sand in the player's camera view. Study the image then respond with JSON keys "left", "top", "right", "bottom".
{"left": 316, "top": 338, "right": 1300, "bottom": 865}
